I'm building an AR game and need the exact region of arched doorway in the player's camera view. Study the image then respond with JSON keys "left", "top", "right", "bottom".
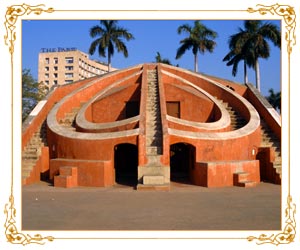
{"left": 170, "top": 143, "right": 195, "bottom": 184}
{"left": 114, "top": 143, "right": 138, "bottom": 186}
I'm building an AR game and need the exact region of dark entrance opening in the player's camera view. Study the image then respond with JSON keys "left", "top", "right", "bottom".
{"left": 114, "top": 143, "right": 138, "bottom": 186}
{"left": 170, "top": 143, "right": 195, "bottom": 184}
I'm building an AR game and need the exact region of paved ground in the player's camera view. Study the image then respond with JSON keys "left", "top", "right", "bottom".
{"left": 22, "top": 181, "right": 281, "bottom": 231}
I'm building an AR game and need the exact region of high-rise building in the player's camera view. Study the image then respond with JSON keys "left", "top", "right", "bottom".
{"left": 38, "top": 47, "right": 116, "bottom": 89}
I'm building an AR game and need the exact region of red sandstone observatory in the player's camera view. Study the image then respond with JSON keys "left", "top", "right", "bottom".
{"left": 22, "top": 63, "right": 281, "bottom": 189}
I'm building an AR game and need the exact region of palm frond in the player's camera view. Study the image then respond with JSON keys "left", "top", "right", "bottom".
{"left": 176, "top": 40, "right": 193, "bottom": 59}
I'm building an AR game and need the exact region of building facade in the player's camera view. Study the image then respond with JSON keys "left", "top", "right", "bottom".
{"left": 38, "top": 48, "right": 116, "bottom": 89}
{"left": 23, "top": 63, "right": 281, "bottom": 189}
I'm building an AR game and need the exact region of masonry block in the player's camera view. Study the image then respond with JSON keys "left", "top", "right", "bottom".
{"left": 192, "top": 160, "right": 260, "bottom": 187}
{"left": 54, "top": 166, "right": 78, "bottom": 188}
{"left": 143, "top": 175, "right": 164, "bottom": 185}
{"left": 233, "top": 172, "right": 249, "bottom": 183}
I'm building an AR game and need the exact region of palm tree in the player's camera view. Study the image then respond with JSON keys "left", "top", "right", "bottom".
{"left": 155, "top": 52, "right": 172, "bottom": 65}
{"left": 223, "top": 31, "right": 255, "bottom": 84}
{"left": 266, "top": 88, "right": 281, "bottom": 112}
{"left": 89, "top": 20, "right": 134, "bottom": 72}
{"left": 223, "top": 20, "right": 281, "bottom": 91}
{"left": 175, "top": 21, "right": 217, "bottom": 72}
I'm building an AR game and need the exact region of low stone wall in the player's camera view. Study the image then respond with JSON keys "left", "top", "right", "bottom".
{"left": 50, "top": 158, "right": 114, "bottom": 187}
{"left": 192, "top": 160, "right": 260, "bottom": 187}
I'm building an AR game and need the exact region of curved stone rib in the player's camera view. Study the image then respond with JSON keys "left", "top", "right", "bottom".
{"left": 162, "top": 79, "right": 231, "bottom": 131}
{"left": 77, "top": 115, "right": 140, "bottom": 132}
{"left": 47, "top": 68, "right": 143, "bottom": 139}
{"left": 168, "top": 112, "right": 259, "bottom": 139}
{"left": 48, "top": 112, "right": 140, "bottom": 139}
{"left": 75, "top": 70, "right": 142, "bottom": 130}
{"left": 161, "top": 67, "right": 260, "bottom": 139}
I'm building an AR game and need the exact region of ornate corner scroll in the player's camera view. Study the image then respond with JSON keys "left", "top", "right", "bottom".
{"left": 247, "top": 3, "right": 296, "bottom": 246}
{"left": 4, "top": 3, "right": 54, "bottom": 54}
{"left": 4, "top": 3, "right": 54, "bottom": 246}
{"left": 4, "top": 195, "right": 54, "bottom": 245}
{"left": 248, "top": 3, "right": 296, "bottom": 55}
{"left": 247, "top": 195, "right": 296, "bottom": 245}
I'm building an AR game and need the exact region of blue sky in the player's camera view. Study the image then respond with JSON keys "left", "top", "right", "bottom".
{"left": 22, "top": 20, "right": 281, "bottom": 96}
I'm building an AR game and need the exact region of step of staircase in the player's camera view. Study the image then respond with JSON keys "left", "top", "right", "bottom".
{"left": 136, "top": 183, "right": 170, "bottom": 191}
{"left": 235, "top": 180, "right": 257, "bottom": 188}
{"left": 233, "top": 172, "right": 249, "bottom": 183}
{"left": 147, "top": 146, "right": 162, "bottom": 155}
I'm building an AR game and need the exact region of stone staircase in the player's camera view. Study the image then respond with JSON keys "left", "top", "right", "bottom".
{"left": 137, "top": 69, "right": 168, "bottom": 190}
{"left": 22, "top": 122, "right": 47, "bottom": 183}
{"left": 260, "top": 119, "right": 281, "bottom": 182}
{"left": 219, "top": 100, "right": 247, "bottom": 130}
{"left": 58, "top": 105, "right": 83, "bottom": 131}
{"left": 146, "top": 69, "right": 163, "bottom": 159}
{"left": 233, "top": 172, "right": 257, "bottom": 187}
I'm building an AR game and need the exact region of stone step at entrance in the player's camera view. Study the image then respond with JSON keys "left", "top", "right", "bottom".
{"left": 136, "top": 174, "right": 169, "bottom": 191}
{"left": 233, "top": 171, "right": 257, "bottom": 188}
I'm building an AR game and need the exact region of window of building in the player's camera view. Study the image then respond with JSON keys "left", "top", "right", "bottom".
{"left": 54, "top": 66, "right": 58, "bottom": 71}
{"left": 45, "top": 80, "right": 49, "bottom": 85}
{"left": 65, "top": 73, "right": 73, "bottom": 78}
{"left": 54, "top": 57, "right": 58, "bottom": 64}
{"left": 65, "top": 66, "right": 73, "bottom": 71}
{"left": 45, "top": 66, "right": 49, "bottom": 71}
{"left": 45, "top": 73, "right": 49, "bottom": 78}
{"left": 45, "top": 58, "right": 49, "bottom": 64}
{"left": 65, "top": 80, "right": 73, "bottom": 84}
{"left": 65, "top": 57, "right": 74, "bottom": 64}
{"left": 53, "top": 73, "right": 58, "bottom": 78}
{"left": 53, "top": 80, "right": 58, "bottom": 85}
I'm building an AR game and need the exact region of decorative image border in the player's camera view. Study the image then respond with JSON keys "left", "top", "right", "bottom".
{"left": 2, "top": 2, "right": 297, "bottom": 247}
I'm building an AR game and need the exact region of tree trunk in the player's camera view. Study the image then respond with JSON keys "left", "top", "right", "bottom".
{"left": 108, "top": 51, "right": 111, "bottom": 72}
{"left": 244, "top": 60, "right": 248, "bottom": 84}
{"left": 255, "top": 59, "right": 261, "bottom": 91}
{"left": 194, "top": 53, "right": 198, "bottom": 72}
